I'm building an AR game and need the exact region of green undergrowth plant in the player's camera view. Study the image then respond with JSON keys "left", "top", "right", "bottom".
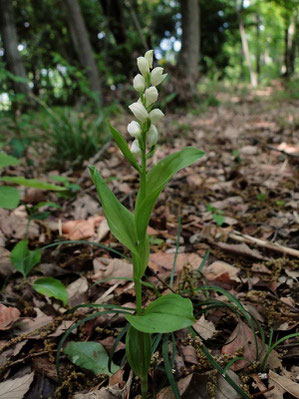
{"left": 38, "top": 103, "right": 110, "bottom": 169}
{"left": 0, "top": 152, "right": 66, "bottom": 209}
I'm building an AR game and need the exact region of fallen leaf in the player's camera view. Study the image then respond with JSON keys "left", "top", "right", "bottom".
{"left": 222, "top": 321, "right": 281, "bottom": 370}
{"left": 62, "top": 216, "right": 103, "bottom": 240}
{"left": 67, "top": 277, "right": 89, "bottom": 307}
{"left": 215, "top": 370, "right": 242, "bottom": 399}
{"left": 215, "top": 242, "right": 265, "bottom": 260}
{"left": 193, "top": 315, "right": 217, "bottom": 340}
{"left": 15, "top": 308, "right": 53, "bottom": 336}
{"left": 72, "top": 388, "right": 118, "bottom": 399}
{"left": 149, "top": 253, "right": 202, "bottom": 275}
{"left": 203, "top": 261, "right": 240, "bottom": 284}
{"left": 269, "top": 370, "right": 299, "bottom": 398}
{"left": 0, "top": 304, "right": 20, "bottom": 330}
{"left": 92, "top": 258, "right": 133, "bottom": 285}
{"left": 0, "top": 371, "right": 34, "bottom": 399}
{"left": 180, "top": 345, "right": 198, "bottom": 364}
{"left": 96, "top": 218, "right": 110, "bottom": 242}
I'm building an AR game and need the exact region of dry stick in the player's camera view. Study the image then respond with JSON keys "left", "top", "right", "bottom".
{"left": 229, "top": 230, "right": 299, "bottom": 258}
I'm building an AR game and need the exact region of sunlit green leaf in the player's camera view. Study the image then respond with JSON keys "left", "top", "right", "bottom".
{"left": 126, "top": 326, "right": 152, "bottom": 379}
{"left": 0, "top": 153, "right": 19, "bottom": 169}
{"left": 0, "top": 186, "right": 20, "bottom": 209}
{"left": 32, "top": 277, "right": 68, "bottom": 306}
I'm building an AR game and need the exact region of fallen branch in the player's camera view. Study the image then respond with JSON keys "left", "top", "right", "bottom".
{"left": 229, "top": 230, "right": 299, "bottom": 258}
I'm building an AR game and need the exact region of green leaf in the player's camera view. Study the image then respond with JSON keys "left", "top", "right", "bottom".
{"left": 0, "top": 186, "right": 20, "bottom": 209}
{"left": 212, "top": 213, "right": 225, "bottom": 226}
{"left": 64, "top": 341, "right": 119, "bottom": 376}
{"left": 126, "top": 294, "right": 195, "bottom": 333}
{"left": 0, "top": 176, "right": 67, "bottom": 191}
{"left": 10, "top": 239, "right": 41, "bottom": 277}
{"left": 0, "top": 152, "right": 19, "bottom": 169}
{"left": 135, "top": 147, "right": 205, "bottom": 240}
{"left": 126, "top": 326, "right": 152, "bottom": 379}
{"left": 89, "top": 165, "right": 138, "bottom": 254}
{"left": 32, "top": 277, "right": 68, "bottom": 306}
{"left": 108, "top": 121, "right": 141, "bottom": 172}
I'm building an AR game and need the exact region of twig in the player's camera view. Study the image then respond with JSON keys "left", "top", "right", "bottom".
{"left": 229, "top": 230, "right": 299, "bottom": 257}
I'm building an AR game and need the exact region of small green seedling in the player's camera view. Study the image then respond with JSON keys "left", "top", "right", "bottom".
{"left": 206, "top": 204, "right": 225, "bottom": 226}
{"left": 10, "top": 239, "right": 68, "bottom": 305}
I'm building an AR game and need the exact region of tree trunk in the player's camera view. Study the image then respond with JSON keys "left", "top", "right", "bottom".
{"left": 237, "top": 0, "right": 257, "bottom": 87}
{"left": 255, "top": 13, "right": 261, "bottom": 83}
{"left": 178, "top": 0, "right": 200, "bottom": 89}
{"left": 64, "top": 0, "right": 102, "bottom": 105}
{"left": 0, "top": 0, "right": 30, "bottom": 96}
{"left": 283, "top": 13, "right": 298, "bottom": 77}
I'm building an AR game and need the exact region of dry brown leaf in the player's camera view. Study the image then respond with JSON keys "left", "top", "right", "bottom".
{"left": 215, "top": 370, "right": 242, "bottom": 399}
{"left": 0, "top": 248, "right": 14, "bottom": 276}
{"left": 0, "top": 371, "right": 34, "bottom": 399}
{"left": 180, "top": 345, "right": 198, "bottom": 364}
{"left": 0, "top": 304, "right": 20, "bottom": 330}
{"left": 222, "top": 321, "right": 281, "bottom": 370}
{"left": 269, "top": 370, "right": 299, "bottom": 398}
{"left": 203, "top": 261, "right": 240, "bottom": 284}
{"left": 72, "top": 388, "right": 118, "bottom": 399}
{"left": 193, "top": 315, "right": 217, "bottom": 340}
{"left": 92, "top": 258, "right": 133, "bottom": 285}
{"left": 96, "top": 218, "right": 110, "bottom": 242}
{"left": 62, "top": 216, "right": 103, "bottom": 240}
{"left": 15, "top": 308, "right": 53, "bottom": 336}
{"left": 149, "top": 253, "right": 202, "bottom": 275}
{"left": 251, "top": 373, "right": 283, "bottom": 399}
{"left": 67, "top": 277, "right": 89, "bottom": 307}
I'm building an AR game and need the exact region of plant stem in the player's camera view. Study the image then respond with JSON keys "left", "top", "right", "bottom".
{"left": 141, "top": 375, "right": 148, "bottom": 399}
{"left": 135, "top": 277, "right": 143, "bottom": 315}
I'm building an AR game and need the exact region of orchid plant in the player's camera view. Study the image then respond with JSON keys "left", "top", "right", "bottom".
{"left": 89, "top": 50, "right": 205, "bottom": 398}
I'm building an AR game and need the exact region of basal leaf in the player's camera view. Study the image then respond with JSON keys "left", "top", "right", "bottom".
{"left": 126, "top": 294, "right": 195, "bottom": 333}
{"left": 108, "top": 121, "right": 140, "bottom": 172}
{"left": 0, "top": 186, "right": 20, "bottom": 209}
{"left": 0, "top": 176, "right": 66, "bottom": 191}
{"left": 65, "top": 341, "right": 119, "bottom": 376}
{"left": 89, "top": 165, "right": 138, "bottom": 254}
{"left": 135, "top": 147, "right": 205, "bottom": 240}
{"left": 32, "top": 277, "right": 68, "bottom": 306}
{"left": 126, "top": 326, "right": 152, "bottom": 379}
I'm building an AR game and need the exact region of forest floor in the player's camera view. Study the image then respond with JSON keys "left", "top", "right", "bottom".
{"left": 0, "top": 84, "right": 299, "bottom": 399}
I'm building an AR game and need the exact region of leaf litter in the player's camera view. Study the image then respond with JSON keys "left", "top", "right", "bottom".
{"left": 0, "top": 91, "right": 298, "bottom": 398}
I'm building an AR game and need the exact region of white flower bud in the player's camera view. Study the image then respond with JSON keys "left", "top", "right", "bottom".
{"left": 129, "top": 102, "right": 149, "bottom": 122}
{"left": 127, "top": 121, "right": 142, "bottom": 138}
{"left": 149, "top": 108, "right": 164, "bottom": 123}
{"left": 131, "top": 139, "right": 141, "bottom": 157}
{"left": 145, "top": 86, "right": 158, "bottom": 107}
{"left": 144, "top": 50, "right": 154, "bottom": 68}
{"left": 137, "top": 57, "right": 150, "bottom": 77}
{"left": 147, "top": 124, "right": 158, "bottom": 147}
{"left": 150, "top": 67, "right": 167, "bottom": 86}
{"left": 133, "top": 74, "right": 145, "bottom": 92}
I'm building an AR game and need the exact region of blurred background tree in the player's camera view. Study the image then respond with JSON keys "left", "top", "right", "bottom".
{"left": 0, "top": 0, "right": 298, "bottom": 107}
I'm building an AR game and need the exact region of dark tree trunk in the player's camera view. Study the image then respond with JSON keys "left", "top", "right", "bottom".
{"left": 99, "top": 0, "right": 127, "bottom": 45}
{"left": 178, "top": 0, "right": 200, "bottom": 88}
{"left": 0, "top": 0, "right": 30, "bottom": 96}
{"left": 64, "top": 0, "right": 102, "bottom": 105}
{"left": 283, "top": 14, "right": 298, "bottom": 77}
{"left": 255, "top": 13, "right": 261, "bottom": 83}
